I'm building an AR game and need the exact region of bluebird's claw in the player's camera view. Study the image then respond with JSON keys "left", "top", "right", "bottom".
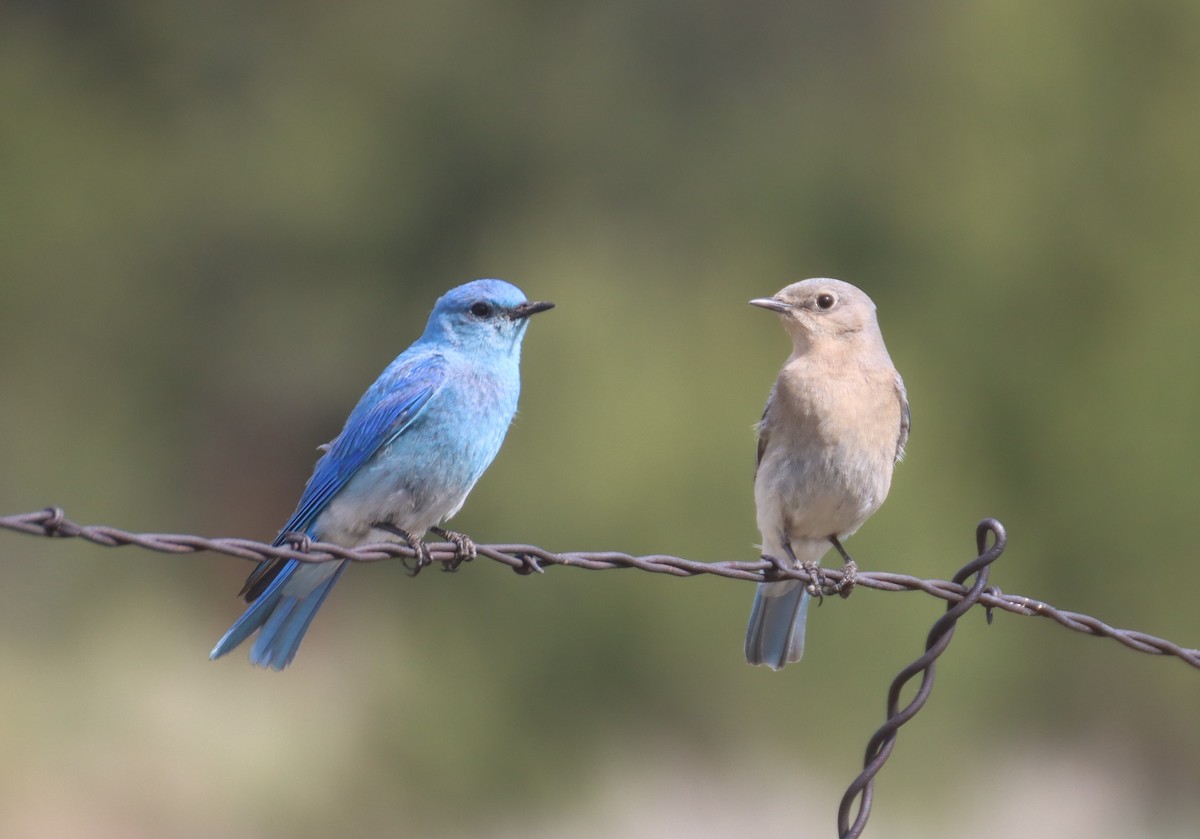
{"left": 781, "top": 539, "right": 825, "bottom": 605}
{"left": 431, "top": 526, "right": 476, "bottom": 571}
{"left": 280, "top": 531, "right": 313, "bottom": 552}
{"left": 401, "top": 531, "right": 433, "bottom": 576}
{"left": 826, "top": 536, "right": 859, "bottom": 598}
{"left": 800, "top": 559, "right": 826, "bottom": 606}
{"left": 374, "top": 522, "right": 433, "bottom": 575}
{"left": 834, "top": 559, "right": 858, "bottom": 598}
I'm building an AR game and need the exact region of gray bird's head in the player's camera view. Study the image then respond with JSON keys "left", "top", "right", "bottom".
{"left": 424, "top": 279, "right": 554, "bottom": 355}
{"left": 750, "top": 278, "right": 883, "bottom": 350}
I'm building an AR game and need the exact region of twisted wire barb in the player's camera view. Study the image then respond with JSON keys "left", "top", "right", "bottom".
{"left": 1, "top": 507, "right": 1195, "bottom": 668}
{"left": 837, "top": 518, "right": 1005, "bottom": 838}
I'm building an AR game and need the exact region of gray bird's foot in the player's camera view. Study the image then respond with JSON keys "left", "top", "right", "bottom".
{"left": 781, "top": 539, "right": 825, "bottom": 604}
{"left": 431, "top": 526, "right": 476, "bottom": 571}
{"left": 373, "top": 522, "right": 433, "bottom": 576}
{"left": 800, "top": 559, "right": 826, "bottom": 606}
{"left": 828, "top": 535, "right": 858, "bottom": 598}
{"left": 834, "top": 559, "right": 858, "bottom": 598}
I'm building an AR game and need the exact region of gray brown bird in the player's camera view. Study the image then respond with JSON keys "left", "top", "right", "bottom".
{"left": 745, "top": 278, "right": 909, "bottom": 670}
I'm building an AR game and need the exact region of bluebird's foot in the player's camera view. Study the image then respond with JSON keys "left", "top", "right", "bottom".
{"left": 780, "top": 538, "right": 825, "bottom": 605}
{"left": 834, "top": 559, "right": 858, "bottom": 598}
{"left": 800, "top": 559, "right": 826, "bottom": 606}
{"left": 431, "top": 526, "right": 476, "bottom": 571}
{"left": 374, "top": 522, "right": 433, "bottom": 576}
{"left": 399, "top": 529, "right": 433, "bottom": 576}
{"left": 828, "top": 535, "right": 858, "bottom": 598}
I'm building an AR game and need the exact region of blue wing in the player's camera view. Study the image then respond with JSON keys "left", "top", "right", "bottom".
{"left": 239, "top": 352, "right": 447, "bottom": 600}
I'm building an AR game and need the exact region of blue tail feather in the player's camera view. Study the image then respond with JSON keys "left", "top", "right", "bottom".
{"left": 210, "top": 558, "right": 348, "bottom": 670}
{"left": 744, "top": 580, "right": 811, "bottom": 670}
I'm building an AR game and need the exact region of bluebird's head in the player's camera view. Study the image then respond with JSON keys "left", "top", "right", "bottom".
{"left": 422, "top": 279, "right": 554, "bottom": 355}
{"left": 750, "top": 278, "right": 882, "bottom": 350}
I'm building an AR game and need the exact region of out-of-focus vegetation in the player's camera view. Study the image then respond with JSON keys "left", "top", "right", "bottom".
{"left": 2, "top": 2, "right": 1199, "bottom": 837}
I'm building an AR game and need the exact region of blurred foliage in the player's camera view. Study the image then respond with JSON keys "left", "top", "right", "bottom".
{"left": 2, "top": 1, "right": 1199, "bottom": 837}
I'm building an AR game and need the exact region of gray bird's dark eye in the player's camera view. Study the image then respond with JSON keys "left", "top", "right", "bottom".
{"left": 470, "top": 301, "right": 494, "bottom": 318}
{"left": 816, "top": 293, "right": 836, "bottom": 310}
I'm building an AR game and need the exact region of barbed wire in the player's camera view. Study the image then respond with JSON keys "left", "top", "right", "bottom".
{"left": 837, "top": 518, "right": 1003, "bottom": 838}
{"left": 2, "top": 507, "right": 1195, "bottom": 667}
{"left": 2, "top": 507, "right": 1197, "bottom": 838}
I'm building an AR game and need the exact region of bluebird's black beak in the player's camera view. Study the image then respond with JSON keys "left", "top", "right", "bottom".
{"left": 510, "top": 300, "right": 555, "bottom": 320}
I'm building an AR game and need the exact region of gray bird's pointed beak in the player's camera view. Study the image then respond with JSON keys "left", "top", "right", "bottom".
{"left": 510, "top": 300, "right": 555, "bottom": 320}
{"left": 749, "top": 297, "right": 790, "bottom": 313}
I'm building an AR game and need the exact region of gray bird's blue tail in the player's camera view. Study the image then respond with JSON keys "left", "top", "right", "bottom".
{"left": 210, "top": 559, "right": 348, "bottom": 670}
{"left": 745, "top": 580, "right": 811, "bottom": 670}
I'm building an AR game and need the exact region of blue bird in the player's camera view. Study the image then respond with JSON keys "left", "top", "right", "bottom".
{"left": 210, "top": 279, "right": 553, "bottom": 670}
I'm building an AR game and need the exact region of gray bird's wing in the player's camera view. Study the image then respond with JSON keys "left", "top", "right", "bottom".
{"left": 894, "top": 372, "right": 910, "bottom": 462}
{"left": 754, "top": 383, "right": 778, "bottom": 478}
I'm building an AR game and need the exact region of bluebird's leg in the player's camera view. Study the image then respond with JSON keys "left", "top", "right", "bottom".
{"left": 785, "top": 540, "right": 825, "bottom": 605}
{"left": 828, "top": 535, "right": 859, "bottom": 597}
{"left": 430, "top": 526, "right": 476, "bottom": 571}
{"left": 374, "top": 522, "right": 433, "bottom": 575}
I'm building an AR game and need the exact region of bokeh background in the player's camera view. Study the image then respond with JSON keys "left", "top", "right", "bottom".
{"left": 3, "top": 2, "right": 1199, "bottom": 837}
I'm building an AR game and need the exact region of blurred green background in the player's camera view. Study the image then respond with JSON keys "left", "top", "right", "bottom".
{"left": 2, "top": 1, "right": 1199, "bottom": 837}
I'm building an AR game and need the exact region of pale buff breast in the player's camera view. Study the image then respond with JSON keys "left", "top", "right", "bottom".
{"left": 754, "top": 354, "right": 902, "bottom": 543}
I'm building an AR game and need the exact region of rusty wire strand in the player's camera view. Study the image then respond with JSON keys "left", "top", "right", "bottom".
{"left": 2, "top": 507, "right": 1196, "bottom": 668}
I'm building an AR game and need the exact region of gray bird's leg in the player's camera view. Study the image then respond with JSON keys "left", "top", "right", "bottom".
{"left": 373, "top": 522, "right": 433, "bottom": 576}
{"left": 783, "top": 537, "right": 825, "bottom": 605}
{"left": 430, "top": 526, "right": 477, "bottom": 571}
{"left": 828, "top": 535, "right": 858, "bottom": 597}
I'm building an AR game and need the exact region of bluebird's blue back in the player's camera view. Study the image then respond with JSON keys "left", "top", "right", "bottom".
{"left": 210, "top": 279, "right": 553, "bottom": 669}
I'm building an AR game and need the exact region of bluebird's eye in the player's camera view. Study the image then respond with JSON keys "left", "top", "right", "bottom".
{"left": 816, "top": 293, "right": 836, "bottom": 310}
{"left": 470, "top": 301, "right": 494, "bottom": 318}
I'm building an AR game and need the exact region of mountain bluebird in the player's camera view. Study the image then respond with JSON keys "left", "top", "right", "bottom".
{"left": 744, "top": 278, "right": 909, "bottom": 670}
{"left": 210, "top": 279, "right": 553, "bottom": 670}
